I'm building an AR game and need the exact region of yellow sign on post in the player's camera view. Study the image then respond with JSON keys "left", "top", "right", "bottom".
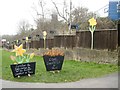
{"left": 16, "top": 40, "right": 18, "bottom": 46}
{"left": 26, "top": 37, "right": 28, "bottom": 42}
{"left": 43, "top": 31, "right": 47, "bottom": 49}
{"left": 88, "top": 17, "right": 97, "bottom": 50}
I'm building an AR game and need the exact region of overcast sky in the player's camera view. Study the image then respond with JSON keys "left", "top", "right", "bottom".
{"left": 0, "top": 0, "right": 109, "bottom": 35}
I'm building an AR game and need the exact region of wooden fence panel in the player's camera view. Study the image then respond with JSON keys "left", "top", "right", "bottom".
{"left": 30, "top": 39, "right": 54, "bottom": 49}
{"left": 30, "top": 41, "right": 40, "bottom": 49}
{"left": 46, "top": 39, "right": 54, "bottom": 49}
{"left": 110, "top": 30, "right": 118, "bottom": 50}
{"left": 23, "top": 29, "right": 118, "bottom": 51}
{"left": 54, "top": 35, "right": 75, "bottom": 49}
{"left": 94, "top": 30, "right": 108, "bottom": 49}
{"left": 118, "top": 20, "right": 120, "bottom": 47}
{"left": 76, "top": 29, "right": 118, "bottom": 50}
{"left": 39, "top": 39, "right": 44, "bottom": 48}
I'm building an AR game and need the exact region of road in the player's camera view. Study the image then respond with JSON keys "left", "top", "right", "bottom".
{"left": 0, "top": 72, "right": 119, "bottom": 88}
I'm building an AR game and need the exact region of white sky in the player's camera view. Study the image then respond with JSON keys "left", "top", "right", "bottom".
{"left": 0, "top": 0, "right": 109, "bottom": 35}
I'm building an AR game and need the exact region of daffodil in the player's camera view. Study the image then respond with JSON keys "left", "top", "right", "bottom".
{"left": 11, "top": 44, "right": 34, "bottom": 64}
{"left": 13, "top": 44, "right": 26, "bottom": 56}
{"left": 88, "top": 17, "right": 97, "bottom": 27}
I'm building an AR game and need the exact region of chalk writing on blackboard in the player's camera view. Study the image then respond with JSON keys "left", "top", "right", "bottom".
{"left": 43, "top": 56, "right": 64, "bottom": 71}
{"left": 10, "top": 62, "right": 36, "bottom": 77}
{"left": 46, "top": 57, "right": 61, "bottom": 65}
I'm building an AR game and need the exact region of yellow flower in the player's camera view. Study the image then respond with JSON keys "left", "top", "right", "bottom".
{"left": 30, "top": 53, "right": 34, "bottom": 59}
{"left": 26, "top": 37, "right": 28, "bottom": 41}
{"left": 88, "top": 17, "right": 97, "bottom": 27}
{"left": 14, "top": 63, "right": 17, "bottom": 64}
{"left": 13, "top": 44, "right": 26, "bottom": 56}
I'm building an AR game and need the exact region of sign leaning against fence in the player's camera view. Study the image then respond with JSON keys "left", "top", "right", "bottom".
{"left": 88, "top": 17, "right": 97, "bottom": 50}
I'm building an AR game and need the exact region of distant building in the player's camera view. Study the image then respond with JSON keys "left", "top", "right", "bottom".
{"left": 51, "top": 13, "right": 58, "bottom": 31}
{"left": 108, "top": 0, "right": 120, "bottom": 20}
{"left": 51, "top": 14, "right": 58, "bottom": 22}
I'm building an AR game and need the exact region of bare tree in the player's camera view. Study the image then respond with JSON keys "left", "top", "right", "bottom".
{"left": 38, "top": 0, "right": 45, "bottom": 30}
{"left": 32, "top": 0, "right": 46, "bottom": 34}
{"left": 17, "top": 20, "right": 30, "bottom": 36}
{"left": 51, "top": 0, "right": 68, "bottom": 22}
{"left": 51, "top": 0, "right": 72, "bottom": 33}
{"left": 72, "top": 7, "right": 89, "bottom": 23}
{"left": 96, "top": 17, "right": 116, "bottom": 29}
{"left": 71, "top": 7, "right": 97, "bottom": 30}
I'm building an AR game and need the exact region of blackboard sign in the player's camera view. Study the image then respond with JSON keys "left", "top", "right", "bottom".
{"left": 43, "top": 56, "right": 64, "bottom": 71}
{"left": 10, "top": 62, "right": 36, "bottom": 77}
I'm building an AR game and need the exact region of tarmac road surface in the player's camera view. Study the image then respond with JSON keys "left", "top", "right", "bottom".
{"left": 0, "top": 72, "right": 119, "bottom": 88}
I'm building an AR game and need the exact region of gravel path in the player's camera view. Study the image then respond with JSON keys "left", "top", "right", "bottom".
{"left": 1, "top": 72, "right": 119, "bottom": 88}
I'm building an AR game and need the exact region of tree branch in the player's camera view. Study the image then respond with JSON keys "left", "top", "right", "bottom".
{"left": 51, "top": 0, "right": 68, "bottom": 22}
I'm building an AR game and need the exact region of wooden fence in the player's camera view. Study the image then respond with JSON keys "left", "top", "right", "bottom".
{"left": 76, "top": 29, "right": 118, "bottom": 50}
{"left": 30, "top": 39, "right": 54, "bottom": 49}
{"left": 118, "top": 20, "right": 120, "bottom": 47}
{"left": 22, "top": 29, "right": 118, "bottom": 51}
{"left": 54, "top": 35, "right": 76, "bottom": 49}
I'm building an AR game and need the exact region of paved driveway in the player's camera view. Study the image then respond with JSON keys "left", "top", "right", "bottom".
{"left": 0, "top": 72, "right": 119, "bottom": 88}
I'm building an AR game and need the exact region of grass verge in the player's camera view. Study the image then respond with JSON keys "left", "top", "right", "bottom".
{"left": 2, "top": 49, "right": 118, "bottom": 83}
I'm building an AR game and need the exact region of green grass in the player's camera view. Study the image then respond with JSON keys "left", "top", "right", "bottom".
{"left": 1, "top": 49, "right": 118, "bottom": 83}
